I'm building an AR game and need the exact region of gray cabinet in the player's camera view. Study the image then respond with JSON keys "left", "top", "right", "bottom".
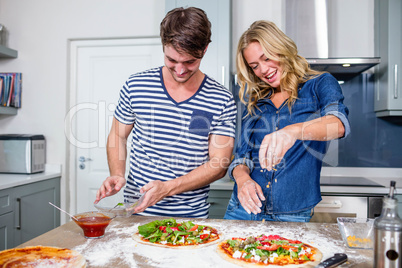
{"left": 207, "top": 189, "right": 232, "bottom": 219}
{"left": 165, "top": 0, "right": 232, "bottom": 91}
{"left": 374, "top": 0, "right": 402, "bottom": 116}
{"left": 0, "top": 177, "right": 60, "bottom": 250}
{"left": 0, "top": 44, "right": 18, "bottom": 115}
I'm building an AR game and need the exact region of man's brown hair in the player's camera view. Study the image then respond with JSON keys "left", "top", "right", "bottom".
{"left": 160, "top": 7, "right": 212, "bottom": 59}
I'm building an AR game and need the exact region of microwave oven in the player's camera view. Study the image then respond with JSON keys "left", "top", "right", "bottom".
{"left": 0, "top": 134, "right": 46, "bottom": 174}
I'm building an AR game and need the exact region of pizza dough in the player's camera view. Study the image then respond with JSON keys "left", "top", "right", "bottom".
{"left": 0, "top": 246, "right": 86, "bottom": 268}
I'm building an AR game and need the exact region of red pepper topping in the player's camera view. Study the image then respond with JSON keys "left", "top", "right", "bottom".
{"left": 257, "top": 244, "right": 280, "bottom": 251}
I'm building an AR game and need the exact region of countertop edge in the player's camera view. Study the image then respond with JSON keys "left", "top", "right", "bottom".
{"left": 0, "top": 164, "right": 62, "bottom": 190}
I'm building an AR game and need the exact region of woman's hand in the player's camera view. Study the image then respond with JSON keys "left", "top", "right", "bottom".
{"left": 237, "top": 178, "right": 265, "bottom": 214}
{"left": 259, "top": 128, "right": 297, "bottom": 170}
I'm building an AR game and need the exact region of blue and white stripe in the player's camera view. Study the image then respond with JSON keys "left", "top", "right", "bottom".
{"left": 114, "top": 67, "right": 236, "bottom": 218}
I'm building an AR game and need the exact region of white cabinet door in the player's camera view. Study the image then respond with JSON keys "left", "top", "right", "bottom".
{"left": 165, "top": 0, "right": 232, "bottom": 91}
{"left": 68, "top": 38, "right": 163, "bottom": 214}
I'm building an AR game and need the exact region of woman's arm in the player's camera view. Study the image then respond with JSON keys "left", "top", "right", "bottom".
{"left": 259, "top": 114, "right": 344, "bottom": 170}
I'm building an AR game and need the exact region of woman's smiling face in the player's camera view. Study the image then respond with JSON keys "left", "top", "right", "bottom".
{"left": 243, "top": 41, "right": 282, "bottom": 89}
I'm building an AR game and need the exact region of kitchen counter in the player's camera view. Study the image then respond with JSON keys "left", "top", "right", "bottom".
{"left": 17, "top": 216, "right": 373, "bottom": 267}
{"left": 0, "top": 164, "right": 61, "bottom": 190}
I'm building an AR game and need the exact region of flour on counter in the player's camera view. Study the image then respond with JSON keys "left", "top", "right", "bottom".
{"left": 72, "top": 220, "right": 371, "bottom": 267}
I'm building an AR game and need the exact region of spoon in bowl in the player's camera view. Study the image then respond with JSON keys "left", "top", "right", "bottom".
{"left": 49, "top": 202, "right": 78, "bottom": 221}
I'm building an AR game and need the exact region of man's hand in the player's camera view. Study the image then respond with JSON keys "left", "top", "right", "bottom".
{"left": 94, "top": 176, "right": 126, "bottom": 204}
{"left": 132, "top": 180, "right": 171, "bottom": 213}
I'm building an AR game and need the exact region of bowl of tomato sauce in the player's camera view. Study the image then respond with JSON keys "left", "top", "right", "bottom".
{"left": 72, "top": 211, "right": 115, "bottom": 239}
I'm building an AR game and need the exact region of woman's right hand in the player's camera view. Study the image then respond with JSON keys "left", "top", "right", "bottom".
{"left": 237, "top": 177, "right": 265, "bottom": 215}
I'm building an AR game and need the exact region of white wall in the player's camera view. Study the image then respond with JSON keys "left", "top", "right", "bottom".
{"left": 0, "top": 0, "right": 165, "bottom": 220}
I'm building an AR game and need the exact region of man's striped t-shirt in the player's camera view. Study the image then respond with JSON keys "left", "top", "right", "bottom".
{"left": 114, "top": 67, "right": 237, "bottom": 218}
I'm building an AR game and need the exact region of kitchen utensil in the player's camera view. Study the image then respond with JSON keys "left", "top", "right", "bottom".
{"left": 337, "top": 217, "right": 374, "bottom": 249}
{"left": 72, "top": 211, "right": 115, "bottom": 238}
{"left": 374, "top": 181, "right": 402, "bottom": 268}
{"left": 49, "top": 202, "right": 78, "bottom": 221}
{"left": 315, "top": 253, "right": 347, "bottom": 268}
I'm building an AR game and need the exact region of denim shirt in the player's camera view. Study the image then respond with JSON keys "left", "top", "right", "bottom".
{"left": 229, "top": 73, "right": 350, "bottom": 214}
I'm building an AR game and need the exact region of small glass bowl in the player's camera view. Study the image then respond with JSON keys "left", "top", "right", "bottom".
{"left": 94, "top": 193, "right": 144, "bottom": 217}
{"left": 72, "top": 211, "right": 115, "bottom": 238}
{"left": 337, "top": 217, "right": 374, "bottom": 249}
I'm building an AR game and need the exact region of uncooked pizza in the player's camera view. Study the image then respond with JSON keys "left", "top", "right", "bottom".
{"left": 216, "top": 234, "right": 322, "bottom": 267}
{"left": 132, "top": 218, "right": 221, "bottom": 248}
{"left": 0, "top": 246, "right": 86, "bottom": 268}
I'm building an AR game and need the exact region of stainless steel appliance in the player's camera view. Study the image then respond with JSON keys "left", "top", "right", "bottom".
{"left": 0, "top": 134, "right": 46, "bottom": 174}
{"left": 311, "top": 177, "right": 385, "bottom": 223}
{"left": 374, "top": 181, "right": 402, "bottom": 268}
{"left": 284, "top": 0, "right": 380, "bottom": 81}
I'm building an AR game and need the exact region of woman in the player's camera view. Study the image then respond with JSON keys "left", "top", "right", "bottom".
{"left": 224, "top": 21, "right": 350, "bottom": 222}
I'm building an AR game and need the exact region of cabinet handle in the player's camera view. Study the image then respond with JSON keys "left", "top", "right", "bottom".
{"left": 315, "top": 200, "right": 342, "bottom": 208}
{"left": 394, "top": 64, "right": 398, "bottom": 99}
{"left": 16, "top": 198, "right": 21, "bottom": 230}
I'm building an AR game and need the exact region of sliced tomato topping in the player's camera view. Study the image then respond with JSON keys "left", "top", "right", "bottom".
{"left": 287, "top": 239, "right": 303, "bottom": 244}
{"left": 261, "top": 241, "right": 272, "bottom": 246}
{"left": 267, "top": 235, "right": 285, "bottom": 241}
{"left": 200, "top": 234, "right": 210, "bottom": 240}
{"left": 159, "top": 226, "right": 167, "bottom": 232}
{"left": 169, "top": 227, "right": 179, "bottom": 231}
{"left": 257, "top": 244, "right": 280, "bottom": 251}
{"left": 189, "top": 224, "right": 198, "bottom": 232}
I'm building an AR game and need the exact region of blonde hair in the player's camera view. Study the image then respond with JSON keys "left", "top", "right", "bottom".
{"left": 236, "top": 20, "right": 324, "bottom": 116}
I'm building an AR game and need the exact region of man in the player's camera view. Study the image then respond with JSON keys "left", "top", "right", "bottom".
{"left": 94, "top": 7, "right": 236, "bottom": 218}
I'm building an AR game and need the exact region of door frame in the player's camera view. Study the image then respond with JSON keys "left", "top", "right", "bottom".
{"left": 66, "top": 37, "right": 161, "bottom": 218}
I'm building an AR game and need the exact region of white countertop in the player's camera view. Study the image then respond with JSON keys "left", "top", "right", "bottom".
{"left": 0, "top": 164, "right": 62, "bottom": 190}
{"left": 211, "top": 167, "right": 402, "bottom": 195}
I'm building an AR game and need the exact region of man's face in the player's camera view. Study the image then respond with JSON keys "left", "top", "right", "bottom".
{"left": 164, "top": 45, "right": 203, "bottom": 83}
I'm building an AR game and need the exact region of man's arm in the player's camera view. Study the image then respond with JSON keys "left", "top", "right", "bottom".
{"left": 134, "top": 134, "right": 234, "bottom": 212}
{"left": 94, "top": 117, "right": 133, "bottom": 203}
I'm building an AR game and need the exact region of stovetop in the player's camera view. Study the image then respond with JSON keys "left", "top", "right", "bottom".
{"left": 320, "top": 176, "right": 385, "bottom": 187}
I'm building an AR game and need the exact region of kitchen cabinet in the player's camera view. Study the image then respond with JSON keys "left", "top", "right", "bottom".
{"left": 0, "top": 177, "right": 60, "bottom": 250}
{"left": 207, "top": 189, "right": 231, "bottom": 219}
{"left": 165, "top": 0, "right": 232, "bottom": 91}
{"left": 0, "top": 44, "right": 18, "bottom": 115}
{"left": 374, "top": 0, "right": 402, "bottom": 117}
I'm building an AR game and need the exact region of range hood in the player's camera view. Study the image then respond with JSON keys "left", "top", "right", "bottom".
{"left": 285, "top": 0, "right": 380, "bottom": 81}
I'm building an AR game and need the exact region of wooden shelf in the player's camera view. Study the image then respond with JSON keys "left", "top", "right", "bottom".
{"left": 0, "top": 106, "right": 18, "bottom": 115}
{"left": 0, "top": 45, "right": 17, "bottom": 58}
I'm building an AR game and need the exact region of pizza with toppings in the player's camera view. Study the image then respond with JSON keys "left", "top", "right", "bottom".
{"left": 216, "top": 234, "right": 322, "bottom": 267}
{"left": 132, "top": 218, "right": 222, "bottom": 248}
{"left": 0, "top": 246, "right": 86, "bottom": 268}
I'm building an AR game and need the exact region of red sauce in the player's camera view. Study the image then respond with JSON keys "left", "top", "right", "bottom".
{"left": 73, "top": 216, "right": 112, "bottom": 238}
